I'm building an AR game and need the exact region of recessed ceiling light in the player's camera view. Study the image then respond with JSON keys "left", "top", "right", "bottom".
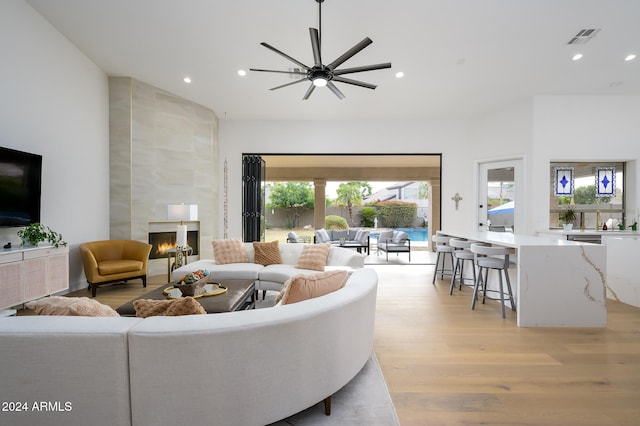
{"left": 625, "top": 54, "right": 636, "bottom": 62}
{"left": 572, "top": 53, "right": 583, "bottom": 61}
{"left": 395, "top": 71, "right": 404, "bottom": 78}
{"left": 183, "top": 76, "right": 192, "bottom": 83}
{"left": 238, "top": 69, "right": 247, "bottom": 76}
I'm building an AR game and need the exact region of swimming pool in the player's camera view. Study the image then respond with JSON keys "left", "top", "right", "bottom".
{"left": 370, "top": 228, "right": 429, "bottom": 241}
{"left": 394, "top": 228, "right": 429, "bottom": 241}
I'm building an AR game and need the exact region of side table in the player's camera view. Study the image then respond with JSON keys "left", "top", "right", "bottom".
{"left": 164, "top": 246, "right": 193, "bottom": 281}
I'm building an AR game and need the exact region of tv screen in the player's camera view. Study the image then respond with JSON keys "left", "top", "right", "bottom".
{"left": 0, "top": 147, "right": 42, "bottom": 227}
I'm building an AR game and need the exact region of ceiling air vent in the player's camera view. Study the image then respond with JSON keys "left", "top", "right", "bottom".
{"left": 567, "top": 28, "right": 600, "bottom": 45}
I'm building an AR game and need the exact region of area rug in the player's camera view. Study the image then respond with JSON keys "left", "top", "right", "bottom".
{"left": 267, "top": 353, "right": 400, "bottom": 426}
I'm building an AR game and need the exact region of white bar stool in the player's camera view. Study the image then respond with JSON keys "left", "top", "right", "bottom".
{"left": 431, "top": 234, "right": 454, "bottom": 284}
{"left": 469, "top": 243, "right": 516, "bottom": 318}
{"left": 448, "top": 238, "right": 477, "bottom": 295}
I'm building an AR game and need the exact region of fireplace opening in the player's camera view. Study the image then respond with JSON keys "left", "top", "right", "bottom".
{"left": 148, "top": 231, "right": 199, "bottom": 259}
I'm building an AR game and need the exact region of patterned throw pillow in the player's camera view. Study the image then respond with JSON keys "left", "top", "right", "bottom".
{"left": 253, "top": 240, "right": 282, "bottom": 266}
{"left": 133, "top": 297, "right": 206, "bottom": 318}
{"left": 276, "top": 269, "right": 348, "bottom": 305}
{"left": 211, "top": 238, "right": 249, "bottom": 264}
{"left": 295, "top": 243, "right": 331, "bottom": 271}
{"left": 314, "top": 229, "right": 330, "bottom": 243}
{"left": 25, "top": 296, "right": 119, "bottom": 317}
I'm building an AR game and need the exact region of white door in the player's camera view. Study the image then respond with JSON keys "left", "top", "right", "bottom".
{"left": 477, "top": 158, "right": 524, "bottom": 233}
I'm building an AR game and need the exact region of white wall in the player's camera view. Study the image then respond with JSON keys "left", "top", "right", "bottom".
{"left": 219, "top": 118, "right": 474, "bottom": 238}
{"left": 532, "top": 96, "right": 640, "bottom": 232}
{"left": 0, "top": 0, "right": 109, "bottom": 290}
{"left": 469, "top": 99, "right": 534, "bottom": 233}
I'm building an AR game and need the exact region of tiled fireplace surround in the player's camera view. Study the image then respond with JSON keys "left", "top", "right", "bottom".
{"left": 108, "top": 77, "right": 218, "bottom": 278}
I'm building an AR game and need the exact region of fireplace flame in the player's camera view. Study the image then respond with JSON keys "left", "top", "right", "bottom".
{"left": 156, "top": 242, "right": 176, "bottom": 254}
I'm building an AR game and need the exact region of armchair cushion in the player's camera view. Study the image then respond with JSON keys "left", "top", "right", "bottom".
{"left": 98, "top": 259, "right": 144, "bottom": 276}
{"left": 392, "top": 231, "right": 409, "bottom": 245}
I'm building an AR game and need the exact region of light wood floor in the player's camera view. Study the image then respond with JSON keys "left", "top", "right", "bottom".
{"left": 27, "top": 264, "right": 640, "bottom": 425}
{"left": 373, "top": 263, "right": 640, "bottom": 426}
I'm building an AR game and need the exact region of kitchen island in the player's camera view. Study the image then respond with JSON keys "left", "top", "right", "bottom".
{"left": 439, "top": 230, "right": 607, "bottom": 327}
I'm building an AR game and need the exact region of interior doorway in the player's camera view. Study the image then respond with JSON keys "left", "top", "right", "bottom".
{"left": 247, "top": 153, "right": 442, "bottom": 244}
{"left": 477, "top": 158, "right": 525, "bottom": 233}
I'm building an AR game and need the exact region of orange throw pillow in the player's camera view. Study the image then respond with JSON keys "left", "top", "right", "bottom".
{"left": 276, "top": 269, "right": 348, "bottom": 305}
{"left": 253, "top": 240, "right": 282, "bottom": 266}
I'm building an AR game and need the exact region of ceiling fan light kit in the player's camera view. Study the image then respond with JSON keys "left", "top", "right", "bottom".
{"left": 250, "top": 0, "right": 391, "bottom": 100}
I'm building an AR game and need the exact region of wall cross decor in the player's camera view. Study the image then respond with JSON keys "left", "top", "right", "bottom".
{"left": 452, "top": 193, "right": 463, "bottom": 210}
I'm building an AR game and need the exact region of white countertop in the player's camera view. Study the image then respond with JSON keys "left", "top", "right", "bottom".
{"left": 439, "top": 230, "right": 586, "bottom": 248}
{"left": 539, "top": 229, "right": 640, "bottom": 237}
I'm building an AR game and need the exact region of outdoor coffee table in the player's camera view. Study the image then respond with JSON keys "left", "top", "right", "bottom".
{"left": 116, "top": 279, "right": 255, "bottom": 316}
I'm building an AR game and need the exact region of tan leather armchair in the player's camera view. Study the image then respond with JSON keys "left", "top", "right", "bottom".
{"left": 79, "top": 240, "right": 152, "bottom": 297}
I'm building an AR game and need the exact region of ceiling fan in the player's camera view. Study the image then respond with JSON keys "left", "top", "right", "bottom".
{"left": 250, "top": 0, "right": 391, "bottom": 100}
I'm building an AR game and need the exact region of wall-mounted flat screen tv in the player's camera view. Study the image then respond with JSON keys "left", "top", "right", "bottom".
{"left": 0, "top": 147, "right": 42, "bottom": 227}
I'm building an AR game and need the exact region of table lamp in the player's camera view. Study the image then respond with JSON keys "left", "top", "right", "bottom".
{"left": 167, "top": 204, "right": 198, "bottom": 248}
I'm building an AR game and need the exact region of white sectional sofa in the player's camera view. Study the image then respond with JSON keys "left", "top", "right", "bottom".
{"left": 0, "top": 267, "right": 378, "bottom": 426}
{"left": 171, "top": 242, "right": 365, "bottom": 297}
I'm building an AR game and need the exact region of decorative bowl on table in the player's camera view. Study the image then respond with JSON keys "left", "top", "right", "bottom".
{"left": 174, "top": 270, "right": 210, "bottom": 297}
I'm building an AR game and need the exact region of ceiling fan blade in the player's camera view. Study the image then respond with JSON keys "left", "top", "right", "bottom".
{"left": 327, "top": 37, "right": 373, "bottom": 70}
{"left": 333, "top": 62, "right": 392, "bottom": 76}
{"left": 302, "top": 83, "right": 316, "bottom": 100}
{"left": 326, "top": 81, "right": 346, "bottom": 100}
{"left": 332, "top": 76, "right": 377, "bottom": 90}
{"left": 260, "top": 42, "right": 310, "bottom": 70}
{"left": 309, "top": 28, "right": 322, "bottom": 67}
{"left": 270, "top": 78, "right": 309, "bottom": 91}
{"left": 250, "top": 68, "right": 307, "bottom": 76}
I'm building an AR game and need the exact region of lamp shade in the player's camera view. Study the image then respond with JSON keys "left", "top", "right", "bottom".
{"left": 167, "top": 204, "right": 198, "bottom": 221}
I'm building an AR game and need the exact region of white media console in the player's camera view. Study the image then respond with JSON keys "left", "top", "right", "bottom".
{"left": 0, "top": 245, "right": 69, "bottom": 311}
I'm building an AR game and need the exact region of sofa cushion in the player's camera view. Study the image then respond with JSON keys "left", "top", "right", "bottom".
{"left": 392, "top": 231, "right": 409, "bottom": 244}
{"left": 331, "top": 229, "right": 348, "bottom": 240}
{"left": 133, "top": 297, "right": 206, "bottom": 318}
{"left": 378, "top": 230, "right": 394, "bottom": 242}
{"left": 295, "top": 243, "right": 331, "bottom": 271}
{"left": 276, "top": 269, "right": 348, "bottom": 305}
{"left": 25, "top": 296, "right": 120, "bottom": 317}
{"left": 208, "top": 263, "right": 263, "bottom": 281}
{"left": 253, "top": 240, "right": 282, "bottom": 266}
{"left": 98, "top": 259, "right": 143, "bottom": 275}
{"left": 315, "top": 229, "right": 330, "bottom": 243}
{"left": 259, "top": 264, "right": 322, "bottom": 284}
{"left": 212, "top": 238, "right": 249, "bottom": 264}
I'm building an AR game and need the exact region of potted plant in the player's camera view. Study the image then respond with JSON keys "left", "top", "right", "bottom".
{"left": 17, "top": 223, "right": 67, "bottom": 248}
{"left": 559, "top": 205, "right": 577, "bottom": 231}
{"left": 629, "top": 220, "right": 638, "bottom": 232}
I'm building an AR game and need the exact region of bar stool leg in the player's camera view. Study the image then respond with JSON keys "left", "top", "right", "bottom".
{"left": 481, "top": 268, "right": 489, "bottom": 305}
{"left": 449, "top": 256, "right": 460, "bottom": 294}
{"left": 471, "top": 265, "right": 484, "bottom": 310}
{"left": 504, "top": 268, "right": 516, "bottom": 311}
{"left": 469, "top": 260, "right": 477, "bottom": 291}
{"left": 498, "top": 271, "right": 506, "bottom": 318}
{"left": 432, "top": 251, "right": 442, "bottom": 284}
